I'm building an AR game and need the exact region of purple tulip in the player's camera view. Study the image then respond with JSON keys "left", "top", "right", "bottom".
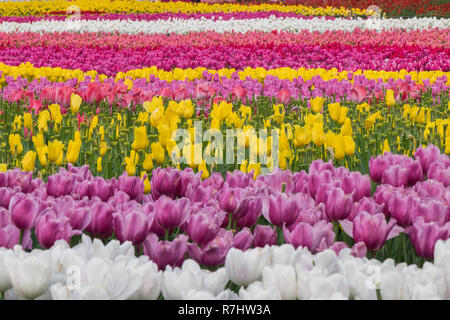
{"left": 308, "top": 170, "right": 333, "bottom": 198}
{"left": 85, "top": 202, "right": 115, "bottom": 238}
{"left": 265, "top": 193, "right": 300, "bottom": 227}
{"left": 428, "top": 161, "right": 450, "bottom": 187}
{"left": 186, "top": 213, "right": 221, "bottom": 245}
{"left": 187, "top": 229, "right": 233, "bottom": 266}
{"left": 381, "top": 165, "right": 410, "bottom": 187}
{"left": 114, "top": 208, "right": 151, "bottom": 245}
{"left": 0, "top": 187, "right": 13, "bottom": 209}
{"left": 118, "top": 173, "right": 144, "bottom": 202}
{"left": 407, "top": 217, "right": 450, "bottom": 259}
{"left": 341, "top": 171, "right": 371, "bottom": 202}
{"left": 320, "top": 241, "right": 349, "bottom": 255}
{"left": 413, "top": 180, "right": 445, "bottom": 199}
{"left": 224, "top": 170, "right": 253, "bottom": 188}
{"left": 413, "top": 200, "right": 450, "bottom": 226}
{"left": 255, "top": 168, "right": 294, "bottom": 193}
{"left": 143, "top": 233, "right": 188, "bottom": 270}
{"left": 324, "top": 187, "right": 354, "bottom": 221}
{"left": 283, "top": 220, "right": 334, "bottom": 253}
{"left": 68, "top": 207, "right": 92, "bottom": 231}
{"left": 0, "top": 225, "right": 20, "bottom": 249}
{"left": 387, "top": 193, "right": 418, "bottom": 227}
{"left": 201, "top": 172, "right": 224, "bottom": 190}
{"left": 217, "top": 187, "right": 242, "bottom": 213}
{"left": 35, "top": 209, "right": 80, "bottom": 249}
{"left": 232, "top": 227, "right": 253, "bottom": 250}
{"left": 150, "top": 167, "right": 180, "bottom": 200}
{"left": 292, "top": 170, "right": 309, "bottom": 194}
{"left": 89, "top": 177, "right": 115, "bottom": 201}
{"left": 414, "top": 144, "right": 441, "bottom": 174}
{"left": 352, "top": 212, "right": 397, "bottom": 251}
{"left": 185, "top": 184, "right": 214, "bottom": 203}
{"left": 155, "top": 196, "right": 190, "bottom": 231}
{"left": 46, "top": 173, "right": 73, "bottom": 197}
{"left": 349, "top": 197, "right": 384, "bottom": 221}
{"left": 252, "top": 225, "right": 277, "bottom": 248}
{"left": 9, "top": 194, "right": 39, "bottom": 230}
{"left": 351, "top": 242, "right": 367, "bottom": 258}
{"left": 234, "top": 196, "right": 262, "bottom": 228}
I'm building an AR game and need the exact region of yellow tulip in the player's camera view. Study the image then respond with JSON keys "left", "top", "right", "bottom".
{"left": 70, "top": 93, "right": 82, "bottom": 114}
{"left": 151, "top": 142, "right": 165, "bottom": 164}
{"left": 356, "top": 103, "right": 370, "bottom": 113}
{"left": 333, "top": 135, "right": 345, "bottom": 160}
{"left": 142, "top": 153, "right": 154, "bottom": 171}
{"left": 49, "top": 104, "right": 63, "bottom": 127}
{"left": 311, "top": 122, "right": 325, "bottom": 147}
{"left": 12, "top": 115, "right": 21, "bottom": 132}
{"left": 416, "top": 108, "right": 426, "bottom": 124}
{"left": 198, "top": 160, "right": 209, "bottom": 179}
{"left": 293, "top": 125, "right": 310, "bottom": 147}
{"left": 99, "top": 141, "right": 108, "bottom": 157}
{"left": 180, "top": 99, "right": 194, "bottom": 119}
{"left": 150, "top": 107, "right": 164, "bottom": 128}
{"left": 131, "top": 126, "right": 149, "bottom": 150}
{"left": 38, "top": 110, "right": 50, "bottom": 132}
{"left": 137, "top": 111, "right": 150, "bottom": 124}
{"left": 97, "top": 157, "right": 102, "bottom": 172}
{"left": 21, "top": 150, "right": 36, "bottom": 171}
{"left": 239, "top": 104, "right": 252, "bottom": 119}
{"left": 211, "top": 101, "right": 232, "bottom": 121}
{"left": 66, "top": 139, "right": 82, "bottom": 164}
{"left": 9, "top": 134, "right": 23, "bottom": 155}
{"left": 328, "top": 103, "right": 347, "bottom": 124}
{"left": 48, "top": 140, "right": 64, "bottom": 163}
{"left": 23, "top": 113, "right": 33, "bottom": 129}
{"left": 247, "top": 162, "right": 261, "bottom": 180}
{"left": 141, "top": 171, "right": 151, "bottom": 194}
{"left": 35, "top": 146, "right": 48, "bottom": 167}
{"left": 340, "top": 118, "right": 353, "bottom": 136}
{"left": 310, "top": 96, "right": 325, "bottom": 113}
{"left": 385, "top": 89, "right": 396, "bottom": 107}
{"left": 342, "top": 135, "right": 356, "bottom": 156}
{"left": 382, "top": 139, "right": 391, "bottom": 154}
{"left": 0, "top": 164, "right": 6, "bottom": 172}
{"left": 124, "top": 150, "right": 139, "bottom": 176}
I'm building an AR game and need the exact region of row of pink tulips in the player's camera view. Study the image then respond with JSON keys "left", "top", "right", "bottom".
{"left": 0, "top": 44, "right": 448, "bottom": 75}
{"left": 2, "top": 73, "right": 448, "bottom": 110}
{"left": 0, "top": 29, "right": 448, "bottom": 49}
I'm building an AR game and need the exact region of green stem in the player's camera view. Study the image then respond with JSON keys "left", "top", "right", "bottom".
{"left": 376, "top": 288, "right": 382, "bottom": 300}
{"left": 227, "top": 213, "right": 233, "bottom": 230}
{"left": 402, "top": 233, "right": 408, "bottom": 264}
{"left": 165, "top": 229, "right": 170, "bottom": 241}
{"left": 0, "top": 291, "right": 4, "bottom": 300}
{"left": 19, "top": 229, "right": 24, "bottom": 247}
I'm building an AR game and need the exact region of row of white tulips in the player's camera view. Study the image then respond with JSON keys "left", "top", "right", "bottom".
{"left": 0, "top": 16, "right": 448, "bottom": 34}
{"left": 1, "top": 235, "right": 450, "bottom": 300}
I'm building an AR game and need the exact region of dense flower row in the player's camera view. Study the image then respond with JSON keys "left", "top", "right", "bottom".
{"left": 0, "top": 17, "right": 447, "bottom": 34}
{"left": 1, "top": 237, "right": 450, "bottom": 300}
{"left": 1, "top": 29, "right": 447, "bottom": 50}
{"left": 1, "top": 44, "right": 447, "bottom": 75}
{"left": 0, "top": 0, "right": 370, "bottom": 17}
{"left": 0, "top": 72, "right": 448, "bottom": 177}
{"left": 0, "top": 145, "right": 449, "bottom": 267}
{"left": 0, "top": 11, "right": 346, "bottom": 23}
{"left": 2, "top": 67, "right": 449, "bottom": 106}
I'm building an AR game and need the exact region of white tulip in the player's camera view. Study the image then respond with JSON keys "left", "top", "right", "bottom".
{"left": 129, "top": 261, "right": 163, "bottom": 300}
{"left": 225, "top": 247, "right": 271, "bottom": 286}
{"left": 239, "top": 281, "right": 281, "bottom": 300}
{"left": 0, "top": 249, "right": 13, "bottom": 293}
{"left": 162, "top": 261, "right": 202, "bottom": 300}
{"left": 4, "top": 252, "right": 52, "bottom": 300}
{"left": 262, "top": 264, "right": 297, "bottom": 300}
{"left": 0, "top": 17, "right": 447, "bottom": 35}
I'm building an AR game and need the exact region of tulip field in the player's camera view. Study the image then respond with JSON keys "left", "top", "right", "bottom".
{"left": 0, "top": 0, "right": 449, "bottom": 301}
